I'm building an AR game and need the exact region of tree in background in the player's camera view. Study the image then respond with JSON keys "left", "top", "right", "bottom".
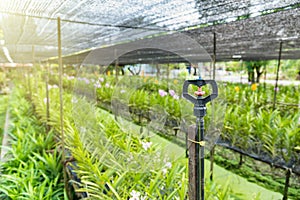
{"left": 245, "top": 61, "right": 268, "bottom": 83}
{"left": 281, "top": 60, "right": 300, "bottom": 80}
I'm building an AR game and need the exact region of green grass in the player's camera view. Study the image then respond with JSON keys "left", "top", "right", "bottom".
{"left": 211, "top": 160, "right": 283, "bottom": 200}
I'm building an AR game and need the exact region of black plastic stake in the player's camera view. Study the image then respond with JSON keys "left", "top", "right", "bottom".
{"left": 183, "top": 80, "right": 218, "bottom": 200}
{"left": 283, "top": 169, "right": 291, "bottom": 200}
{"left": 197, "top": 116, "right": 205, "bottom": 199}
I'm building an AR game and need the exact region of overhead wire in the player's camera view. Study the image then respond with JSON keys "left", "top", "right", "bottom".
{"left": 0, "top": 10, "right": 172, "bottom": 32}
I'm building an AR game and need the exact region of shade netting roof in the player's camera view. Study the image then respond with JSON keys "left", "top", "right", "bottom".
{"left": 0, "top": 0, "right": 299, "bottom": 64}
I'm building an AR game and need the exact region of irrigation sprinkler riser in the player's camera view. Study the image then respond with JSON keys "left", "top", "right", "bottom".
{"left": 183, "top": 79, "right": 218, "bottom": 200}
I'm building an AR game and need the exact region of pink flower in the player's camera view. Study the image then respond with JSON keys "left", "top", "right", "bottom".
{"left": 99, "top": 77, "right": 104, "bottom": 82}
{"left": 194, "top": 87, "right": 205, "bottom": 96}
{"left": 159, "top": 89, "right": 167, "bottom": 97}
{"left": 84, "top": 78, "right": 90, "bottom": 84}
{"left": 169, "top": 90, "right": 176, "bottom": 97}
{"left": 94, "top": 83, "right": 101, "bottom": 88}
{"left": 105, "top": 83, "right": 110, "bottom": 88}
{"left": 173, "top": 94, "right": 179, "bottom": 100}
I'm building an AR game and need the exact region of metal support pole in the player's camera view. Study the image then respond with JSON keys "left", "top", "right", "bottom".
{"left": 32, "top": 45, "right": 37, "bottom": 94}
{"left": 57, "top": 16, "right": 68, "bottom": 196}
{"left": 27, "top": 68, "right": 32, "bottom": 100}
{"left": 263, "top": 65, "right": 267, "bottom": 90}
{"left": 197, "top": 63, "right": 202, "bottom": 79}
{"left": 167, "top": 62, "right": 170, "bottom": 89}
{"left": 240, "top": 59, "right": 243, "bottom": 84}
{"left": 115, "top": 49, "right": 118, "bottom": 80}
{"left": 32, "top": 45, "right": 35, "bottom": 63}
{"left": 210, "top": 32, "right": 217, "bottom": 181}
{"left": 21, "top": 66, "right": 25, "bottom": 89}
{"left": 45, "top": 63, "right": 50, "bottom": 133}
{"left": 28, "top": 73, "right": 32, "bottom": 98}
{"left": 273, "top": 41, "right": 282, "bottom": 109}
{"left": 212, "top": 32, "right": 216, "bottom": 80}
{"left": 156, "top": 63, "right": 160, "bottom": 78}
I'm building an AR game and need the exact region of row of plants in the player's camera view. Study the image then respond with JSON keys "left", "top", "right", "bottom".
{"left": 223, "top": 102, "right": 300, "bottom": 162}
{"left": 222, "top": 83, "right": 300, "bottom": 167}
{"left": 220, "top": 83, "right": 300, "bottom": 198}
{"left": 225, "top": 82, "right": 299, "bottom": 115}
{"left": 45, "top": 70, "right": 299, "bottom": 197}
{"left": 69, "top": 73, "right": 300, "bottom": 197}
{"left": 0, "top": 87, "right": 65, "bottom": 199}
{"left": 57, "top": 73, "right": 300, "bottom": 157}
{"left": 27, "top": 73, "right": 252, "bottom": 199}
{"left": 34, "top": 78, "right": 191, "bottom": 199}
{"left": 74, "top": 74, "right": 300, "bottom": 161}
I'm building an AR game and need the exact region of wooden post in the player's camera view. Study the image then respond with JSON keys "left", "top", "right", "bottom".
{"left": 273, "top": 41, "right": 282, "bottom": 109}
{"left": 57, "top": 17, "right": 69, "bottom": 197}
{"left": 188, "top": 125, "right": 197, "bottom": 200}
{"left": 188, "top": 120, "right": 205, "bottom": 200}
